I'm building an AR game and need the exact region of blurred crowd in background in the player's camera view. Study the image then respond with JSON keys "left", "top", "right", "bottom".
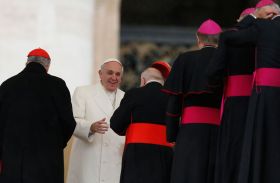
{"left": 120, "top": 42, "right": 196, "bottom": 91}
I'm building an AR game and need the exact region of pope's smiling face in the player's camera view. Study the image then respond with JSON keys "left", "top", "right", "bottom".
{"left": 99, "top": 61, "right": 123, "bottom": 92}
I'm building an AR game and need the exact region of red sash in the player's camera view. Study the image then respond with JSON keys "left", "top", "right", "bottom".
{"left": 126, "top": 123, "right": 173, "bottom": 147}
{"left": 181, "top": 106, "right": 220, "bottom": 125}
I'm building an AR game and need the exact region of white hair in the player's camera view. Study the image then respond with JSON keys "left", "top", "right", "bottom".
{"left": 27, "top": 56, "right": 50, "bottom": 70}
{"left": 272, "top": 3, "right": 280, "bottom": 13}
{"left": 256, "top": 3, "right": 280, "bottom": 13}
{"left": 141, "top": 67, "right": 164, "bottom": 85}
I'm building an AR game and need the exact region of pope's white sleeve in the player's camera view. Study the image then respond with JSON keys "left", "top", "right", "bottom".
{"left": 72, "top": 87, "right": 93, "bottom": 142}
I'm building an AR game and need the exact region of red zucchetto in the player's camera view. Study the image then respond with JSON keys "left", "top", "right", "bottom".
{"left": 27, "top": 48, "right": 50, "bottom": 59}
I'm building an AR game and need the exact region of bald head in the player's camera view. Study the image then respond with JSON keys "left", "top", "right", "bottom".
{"left": 140, "top": 67, "right": 164, "bottom": 87}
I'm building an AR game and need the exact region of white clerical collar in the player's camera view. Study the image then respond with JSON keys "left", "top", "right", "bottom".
{"left": 272, "top": 15, "right": 280, "bottom": 20}
{"left": 202, "top": 45, "right": 217, "bottom": 48}
{"left": 146, "top": 80, "right": 163, "bottom": 85}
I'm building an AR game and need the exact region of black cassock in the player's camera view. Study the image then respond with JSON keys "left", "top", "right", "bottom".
{"left": 163, "top": 46, "right": 223, "bottom": 183}
{"left": 222, "top": 15, "right": 280, "bottom": 183}
{"left": 110, "top": 82, "right": 173, "bottom": 183}
{"left": 207, "top": 15, "right": 255, "bottom": 183}
{"left": 0, "top": 62, "right": 76, "bottom": 183}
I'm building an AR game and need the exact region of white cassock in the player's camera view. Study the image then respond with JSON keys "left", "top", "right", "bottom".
{"left": 67, "top": 83, "right": 125, "bottom": 183}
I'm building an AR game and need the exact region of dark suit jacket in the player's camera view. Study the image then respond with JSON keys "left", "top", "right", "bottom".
{"left": 0, "top": 62, "right": 76, "bottom": 183}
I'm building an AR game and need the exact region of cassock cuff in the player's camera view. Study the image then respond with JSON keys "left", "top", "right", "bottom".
{"left": 249, "top": 13, "right": 257, "bottom": 19}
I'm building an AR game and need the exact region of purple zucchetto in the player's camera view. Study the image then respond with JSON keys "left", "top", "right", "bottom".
{"left": 197, "top": 19, "right": 222, "bottom": 35}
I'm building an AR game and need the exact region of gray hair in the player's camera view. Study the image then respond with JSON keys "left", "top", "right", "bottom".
{"left": 27, "top": 56, "right": 51, "bottom": 69}
{"left": 197, "top": 32, "right": 219, "bottom": 45}
{"left": 141, "top": 67, "right": 164, "bottom": 85}
{"left": 256, "top": 3, "right": 280, "bottom": 13}
{"left": 272, "top": 3, "right": 280, "bottom": 14}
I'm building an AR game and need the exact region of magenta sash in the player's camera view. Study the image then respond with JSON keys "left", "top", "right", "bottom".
{"left": 225, "top": 75, "right": 253, "bottom": 97}
{"left": 181, "top": 106, "right": 220, "bottom": 125}
{"left": 255, "top": 68, "right": 280, "bottom": 87}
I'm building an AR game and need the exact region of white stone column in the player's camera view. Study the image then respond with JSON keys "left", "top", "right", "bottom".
{"left": 0, "top": 0, "right": 95, "bottom": 92}
{"left": 93, "top": 0, "right": 121, "bottom": 83}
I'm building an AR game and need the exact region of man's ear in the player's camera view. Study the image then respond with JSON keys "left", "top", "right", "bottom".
{"left": 140, "top": 77, "right": 146, "bottom": 87}
{"left": 196, "top": 34, "right": 202, "bottom": 48}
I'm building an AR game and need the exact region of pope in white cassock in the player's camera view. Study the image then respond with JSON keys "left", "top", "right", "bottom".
{"left": 67, "top": 58, "right": 125, "bottom": 183}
